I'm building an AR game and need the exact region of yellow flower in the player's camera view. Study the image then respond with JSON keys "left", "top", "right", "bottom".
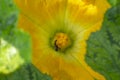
{"left": 14, "top": 0, "right": 110, "bottom": 80}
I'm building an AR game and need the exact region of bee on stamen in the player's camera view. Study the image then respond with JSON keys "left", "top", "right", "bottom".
{"left": 54, "top": 40, "right": 59, "bottom": 51}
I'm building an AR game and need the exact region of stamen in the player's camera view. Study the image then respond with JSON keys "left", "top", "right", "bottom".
{"left": 53, "top": 33, "right": 71, "bottom": 51}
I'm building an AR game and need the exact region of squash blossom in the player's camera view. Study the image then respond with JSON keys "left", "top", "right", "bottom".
{"left": 14, "top": 0, "right": 110, "bottom": 80}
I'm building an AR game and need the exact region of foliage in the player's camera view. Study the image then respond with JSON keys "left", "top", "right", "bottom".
{"left": 107, "top": 0, "right": 120, "bottom": 6}
{"left": 0, "top": 63, "right": 52, "bottom": 80}
{"left": 86, "top": 5, "right": 120, "bottom": 80}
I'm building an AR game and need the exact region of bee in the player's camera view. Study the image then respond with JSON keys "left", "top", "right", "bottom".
{"left": 54, "top": 40, "right": 59, "bottom": 51}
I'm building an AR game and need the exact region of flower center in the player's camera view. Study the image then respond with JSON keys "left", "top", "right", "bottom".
{"left": 53, "top": 33, "right": 71, "bottom": 51}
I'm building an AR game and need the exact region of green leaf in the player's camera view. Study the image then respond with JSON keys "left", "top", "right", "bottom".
{"left": 107, "top": 0, "right": 117, "bottom": 6}
{"left": 0, "top": 63, "right": 52, "bottom": 80}
{"left": 0, "top": 30, "right": 32, "bottom": 74}
{"left": 0, "top": 0, "right": 18, "bottom": 35}
{"left": 0, "top": 0, "right": 32, "bottom": 74}
{"left": 107, "top": 0, "right": 120, "bottom": 6}
{"left": 86, "top": 5, "right": 120, "bottom": 80}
